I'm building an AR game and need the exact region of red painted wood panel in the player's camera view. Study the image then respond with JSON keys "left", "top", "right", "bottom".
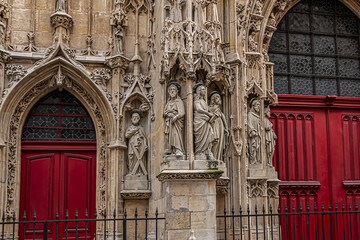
{"left": 19, "top": 147, "right": 96, "bottom": 240}
{"left": 272, "top": 95, "right": 360, "bottom": 240}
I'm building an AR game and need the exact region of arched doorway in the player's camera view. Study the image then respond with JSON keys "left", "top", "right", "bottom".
{"left": 268, "top": 0, "right": 360, "bottom": 238}
{"left": 19, "top": 90, "right": 96, "bottom": 239}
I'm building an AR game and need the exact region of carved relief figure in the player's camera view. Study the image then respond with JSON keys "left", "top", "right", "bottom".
{"left": 264, "top": 106, "right": 277, "bottom": 166}
{"left": 247, "top": 99, "right": 261, "bottom": 164}
{"left": 114, "top": 25, "right": 124, "bottom": 55}
{"left": 209, "top": 92, "right": 228, "bottom": 160}
{"left": 125, "top": 110, "right": 148, "bottom": 175}
{"left": 193, "top": 83, "right": 214, "bottom": 158}
{"left": 248, "top": 31, "right": 258, "bottom": 52}
{"left": 164, "top": 82, "right": 185, "bottom": 156}
{"left": 55, "top": 0, "right": 67, "bottom": 12}
{"left": 169, "top": 0, "right": 183, "bottom": 22}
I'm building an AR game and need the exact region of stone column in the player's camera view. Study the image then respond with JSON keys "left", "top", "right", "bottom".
{"left": 185, "top": 75, "right": 194, "bottom": 167}
{"left": 157, "top": 170, "right": 222, "bottom": 240}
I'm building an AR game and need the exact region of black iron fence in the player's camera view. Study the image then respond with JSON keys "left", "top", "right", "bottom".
{"left": 0, "top": 208, "right": 165, "bottom": 240}
{"left": 217, "top": 203, "right": 360, "bottom": 240}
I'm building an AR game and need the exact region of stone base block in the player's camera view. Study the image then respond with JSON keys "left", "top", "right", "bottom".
{"left": 193, "top": 159, "right": 219, "bottom": 170}
{"left": 160, "top": 156, "right": 189, "bottom": 171}
{"left": 124, "top": 174, "right": 148, "bottom": 190}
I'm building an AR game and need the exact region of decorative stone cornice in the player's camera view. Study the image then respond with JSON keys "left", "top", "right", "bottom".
{"left": 120, "top": 190, "right": 152, "bottom": 200}
{"left": 50, "top": 12, "right": 73, "bottom": 29}
{"left": 216, "top": 177, "right": 230, "bottom": 187}
{"left": 105, "top": 55, "right": 130, "bottom": 69}
{"left": 157, "top": 170, "right": 223, "bottom": 182}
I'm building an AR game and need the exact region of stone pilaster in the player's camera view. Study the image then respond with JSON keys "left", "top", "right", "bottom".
{"left": 157, "top": 170, "right": 222, "bottom": 240}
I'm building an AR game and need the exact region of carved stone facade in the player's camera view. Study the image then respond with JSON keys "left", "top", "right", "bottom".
{"left": 1, "top": 0, "right": 357, "bottom": 239}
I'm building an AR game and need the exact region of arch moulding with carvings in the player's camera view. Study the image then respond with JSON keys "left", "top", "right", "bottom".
{"left": 0, "top": 57, "right": 116, "bottom": 218}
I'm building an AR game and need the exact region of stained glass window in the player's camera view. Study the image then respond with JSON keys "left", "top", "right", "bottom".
{"left": 22, "top": 90, "right": 96, "bottom": 142}
{"left": 269, "top": 0, "right": 360, "bottom": 97}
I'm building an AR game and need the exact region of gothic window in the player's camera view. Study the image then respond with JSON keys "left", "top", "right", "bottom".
{"left": 22, "top": 90, "right": 96, "bottom": 142}
{"left": 269, "top": 0, "right": 360, "bottom": 97}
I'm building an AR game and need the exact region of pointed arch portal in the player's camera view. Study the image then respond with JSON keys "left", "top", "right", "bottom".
{"left": 19, "top": 90, "right": 96, "bottom": 240}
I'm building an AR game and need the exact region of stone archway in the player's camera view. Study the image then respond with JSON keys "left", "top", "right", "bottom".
{"left": 0, "top": 58, "right": 115, "bottom": 220}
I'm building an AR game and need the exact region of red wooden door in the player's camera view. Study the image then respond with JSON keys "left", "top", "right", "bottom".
{"left": 20, "top": 147, "right": 96, "bottom": 240}
{"left": 271, "top": 95, "right": 360, "bottom": 240}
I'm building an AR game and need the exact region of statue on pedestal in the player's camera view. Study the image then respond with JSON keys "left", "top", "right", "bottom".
{"left": 164, "top": 82, "right": 185, "bottom": 156}
{"left": 209, "top": 92, "right": 228, "bottom": 160}
{"left": 114, "top": 25, "right": 124, "bottom": 55}
{"left": 193, "top": 83, "right": 214, "bottom": 159}
{"left": 265, "top": 106, "right": 277, "bottom": 166}
{"left": 55, "top": 0, "right": 67, "bottom": 12}
{"left": 125, "top": 110, "right": 148, "bottom": 175}
{"left": 247, "top": 99, "right": 261, "bottom": 164}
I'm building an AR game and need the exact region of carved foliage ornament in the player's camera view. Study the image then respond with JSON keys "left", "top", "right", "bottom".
{"left": 5, "top": 65, "right": 27, "bottom": 88}
{"left": 50, "top": 13, "right": 73, "bottom": 29}
{"left": 6, "top": 76, "right": 108, "bottom": 218}
{"left": 247, "top": 179, "right": 267, "bottom": 198}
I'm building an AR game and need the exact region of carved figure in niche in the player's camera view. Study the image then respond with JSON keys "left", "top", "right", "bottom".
{"left": 125, "top": 110, "right": 148, "bottom": 175}
{"left": 164, "top": 82, "right": 185, "bottom": 156}
{"left": 209, "top": 92, "right": 228, "bottom": 160}
{"left": 193, "top": 83, "right": 215, "bottom": 159}
{"left": 247, "top": 99, "right": 261, "bottom": 164}
{"left": 114, "top": 25, "right": 124, "bottom": 55}
{"left": 248, "top": 31, "right": 258, "bottom": 52}
{"left": 264, "top": 106, "right": 277, "bottom": 166}
{"left": 169, "top": 0, "right": 183, "bottom": 22}
{"left": 55, "top": 0, "right": 67, "bottom": 12}
{"left": 253, "top": 0, "right": 263, "bottom": 15}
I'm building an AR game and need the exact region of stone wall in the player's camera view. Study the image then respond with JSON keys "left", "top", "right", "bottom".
{"left": 1, "top": 0, "right": 358, "bottom": 239}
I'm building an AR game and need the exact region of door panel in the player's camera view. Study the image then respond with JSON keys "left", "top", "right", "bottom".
{"left": 20, "top": 149, "right": 96, "bottom": 240}
{"left": 271, "top": 95, "right": 360, "bottom": 240}
{"left": 21, "top": 153, "right": 59, "bottom": 236}
{"left": 61, "top": 152, "right": 96, "bottom": 238}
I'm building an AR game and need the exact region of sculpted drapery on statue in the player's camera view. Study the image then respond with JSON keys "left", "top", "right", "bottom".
{"left": 125, "top": 111, "right": 148, "bottom": 175}
{"left": 114, "top": 25, "right": 124, "bottom": 55}
{"left": 193, "top": 83, "right": 215, "bottom": 159}
{"left": 248, "top": 99, "right": 261, "bottom": 164}
{"left": 209, "top": 92, "right": 228, "bottom": 160}
{"left": 265, "top": 106, "right": 277, "bottom": 166}
{"left": 164, "top": 82, "right": 185, "bottom": 156}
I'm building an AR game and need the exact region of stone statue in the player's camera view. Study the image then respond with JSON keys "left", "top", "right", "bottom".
{"left": 125, "top": 110, "right": 148, "bottom": 175}
{"left": 164, "top": 82, "right": 185, "bottom": 156}
{"left": 55, "top": 0, "right": 67, "bottom": 12}
{"left": 248, "top": 31, "right": 258, "bottom": 52}
{"left": 264, "top": 106, "right": 277, "bottom": 166}
{"left": 247, "top": 99, "right": 261, "bottom": 164}
{"left": 114, "top": 25, "right": 124, "bottom": 55}
{"left": 193, "top": 83, "right": 214, "bottom": 159}
{"left": 209, "top": 92, "right": 228, "bottom": 160}
{"left": 169, "top": 0, "right": 183, "bottom": 22}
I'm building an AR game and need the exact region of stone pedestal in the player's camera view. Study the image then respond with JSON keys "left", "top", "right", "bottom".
{"left": 160, "top": 155, "right": 189, "bottom": 171}
{"left": 157, "top": 170, "right": 222, "bottom": 240}
{"left": 124, "top": 174, "right": 148, "bottom": 190}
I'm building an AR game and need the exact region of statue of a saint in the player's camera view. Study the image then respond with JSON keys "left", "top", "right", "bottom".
{"left": 164, "top": 82, "right": 185, "bottom": 156}
{"left": 125, "top": 111, "right": 148, "bottom": 175}
{"left": 247, "top": 99, "right": 261, "bottom": 164}
{"left": 114, "top": 25, "right": 124, "bottom": 55}
{"left": 209, "top": 92, "right": 228, "bottom": 160}
{"left": 193, "top": 83, "right": 214, "bottom": 158}
{"left": 55, "top": 0, "right": 67, "bottom": 12}
{"left": 264, "top": 106, "right": 277, "bottom": 166}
